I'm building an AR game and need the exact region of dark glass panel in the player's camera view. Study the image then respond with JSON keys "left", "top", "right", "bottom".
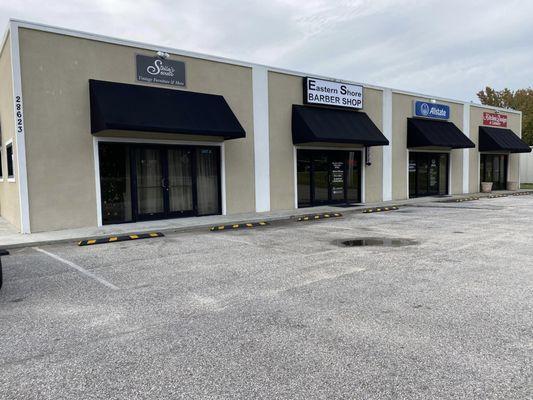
{"left": 330, "top": 153, "right": 345, "bottom": 202}
{"left": 99, "top": 143, "right": 132, "bottom": 224}
{"left": 313, "top": 153, "right": 329, "bottom": 203}
{"left": 297, "top": 151, "right": 311, "bottom": 207}
{"left": 196, "top": 148, "right": 220, "bottom": 215}
{"left": 438, "top": 154, "right": 448, "bottom": 194}
{"left": 168, "top": 148, "right": 194, "bottom": 214}
{"left": 135, "top": 148, "right": 164, "bottom": 216}
{"left": 347, "top": 151, "right": 361, "bottom": 203}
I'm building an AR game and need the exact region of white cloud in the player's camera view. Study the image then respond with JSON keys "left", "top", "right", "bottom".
{"left": 1, "top": 0, "right": 532, "bottom": 100}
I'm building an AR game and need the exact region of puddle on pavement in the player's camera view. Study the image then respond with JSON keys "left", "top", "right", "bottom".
{"left": 335, "top": 237, "right": 419, "bottom": 247}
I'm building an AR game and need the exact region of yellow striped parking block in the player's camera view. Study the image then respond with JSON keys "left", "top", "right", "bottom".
{"left": 441, "top": 197, "right": 479, "bottom": 203}
{"left": 210, "top": 222, "right": 268, "bottom": 231}
{"left": 296, "top": 212, "right": 342, "bottom": 222}
{"left": 362, "top": 206, "right": 399, "bottom": 213}
{"left": 78, "top": 232, "right": 164, "bottom": 246}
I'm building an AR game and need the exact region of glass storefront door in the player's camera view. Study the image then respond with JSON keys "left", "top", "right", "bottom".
{"left": 99, "top": 143, "right": 221, "bottom": 225}
{"left": 409, "top": 152, "right": 449, "bottom": 198}
{"left": 166, "top": 148, "right": 194, "bottom": 217}
{"left": 480, "top": 154, "right": 507, "bottom": 190}
{"left": 134, "top": 147, "right": 166, "bottom": 220}
{"left": 297, "top": 149, "right": 362, "bottom": 207}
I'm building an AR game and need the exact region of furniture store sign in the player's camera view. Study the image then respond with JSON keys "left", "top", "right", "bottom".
{"left": 304, "top": 77, "right": 363, "bottom": 109}
{"left": 483, "top": 112, "right": 508, "bottom": 127}
{"left": 136, "top": 55, "right": 186, "bottom": 87}
{"left": 413, "top": 101, "right": 450, "bottom": 120}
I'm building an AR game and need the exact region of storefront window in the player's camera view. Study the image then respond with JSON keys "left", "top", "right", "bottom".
{"left": 196, "top": 148, "right": 220, "bottom": 216}
{"left": 346, "top": 151, "right": 360, "bottom": 203}
{"left": 480, "top": 154, "right": 507, "bottom": 190}
{"left": 6, "top": 142, "right": 14, "bottom": 179}
{"left": 297, "top": 155, "right": 311, "bottom": 207}
{"left": 297, "top": 149, "right": 361, "bottom": 207}
{"left": 409, "top": 152, "right": 449, "bottom": 198}
{"left": 99, "top": 143, "right": 133, "bottom": 224}
{"left": 99, "top": 142, "right": 221, "bottom": 224}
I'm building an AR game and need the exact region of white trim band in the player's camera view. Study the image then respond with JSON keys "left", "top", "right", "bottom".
{"left": 462, "top": 104, "right": 470, "bottom": 194}
{"left": 382, "top": 89, "right": 393, "bottom": 201}
{"left": 9, "top": 21, "right": 31, "bottom": 233}
{"left": 252, "top": 66, "right": 271, "bottom": 212}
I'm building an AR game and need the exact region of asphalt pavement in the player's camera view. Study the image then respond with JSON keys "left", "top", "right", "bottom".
{"left": 0, "top": 195, "right": 532, "bottom": 399}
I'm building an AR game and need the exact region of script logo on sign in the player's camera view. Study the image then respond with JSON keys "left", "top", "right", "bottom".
{"left": 136, "top": 55, "right": 186, "bottom": 87}
{"left": 483, "top": 112, "right": 507, "bottom": 127}
{"left": 413, "top": 101, "right": 450, "bottom": 120}
{"left": 304, "top": 77, "right": 363, "bottom": 110}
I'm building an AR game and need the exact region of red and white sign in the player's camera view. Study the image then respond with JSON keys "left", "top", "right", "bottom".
{"left": 483, "top": 112, "right": 508, "bottom": 127}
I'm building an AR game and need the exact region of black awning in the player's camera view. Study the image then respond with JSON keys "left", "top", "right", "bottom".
{"left": 407, "top": 118, "right": 475, "bottom": 149}
{"left": 292, "top": 105, "right": 389, "bottom": 146}
{"left": 89, "top": 80, "right": 245, "bottom": 139}
{"left": 479, "top": 126, "right": 531, "bottom": 153}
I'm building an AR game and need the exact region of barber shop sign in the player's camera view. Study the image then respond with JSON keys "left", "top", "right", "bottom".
{"left": 136, "top": 54, "right": 186, "bottom": 87}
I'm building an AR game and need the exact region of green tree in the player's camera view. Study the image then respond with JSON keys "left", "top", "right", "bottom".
{"left": 477, "top": 87, "right": 533, "bottom": 145}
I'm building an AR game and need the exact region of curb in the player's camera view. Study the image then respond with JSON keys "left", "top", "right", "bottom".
{"left": 3, "top": 191, "right": 532, "bottom": 250}
{"left": 210, "top": 222, "right": 268, "bottom": 231}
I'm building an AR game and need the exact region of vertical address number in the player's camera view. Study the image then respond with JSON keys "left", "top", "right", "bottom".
{"left": 15, "top": 95, "right": 23, "bottom": 134}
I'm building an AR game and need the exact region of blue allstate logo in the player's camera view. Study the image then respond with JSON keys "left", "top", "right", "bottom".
{"left": 421, "top": 103, "right": 430, "bottom": 116}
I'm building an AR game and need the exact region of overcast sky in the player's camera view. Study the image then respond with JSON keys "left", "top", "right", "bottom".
{"left": 1, "top": 0, "right": 532, "bottom": 102}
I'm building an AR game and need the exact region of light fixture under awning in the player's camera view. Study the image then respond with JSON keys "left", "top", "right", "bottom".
{"left": 291, "top": 105, "right": 389, "bottom": 146}
{"left": 89, "top": 79, "right": 245, "bottom": 140}
{"left": 479, "top": 126, "right": 531, "bottom": 153}
{"left": 407, "top": 118, "right": 475, "bottom": 149}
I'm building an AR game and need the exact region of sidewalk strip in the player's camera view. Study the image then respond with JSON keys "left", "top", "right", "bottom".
{"left": 78, "top": 232, "right": 164, "bottom": 246}
{"left": 34, "top": 247, "right": 119, "bottom": 290}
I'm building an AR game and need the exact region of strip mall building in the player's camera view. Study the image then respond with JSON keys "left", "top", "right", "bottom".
{"left": 0, "top": 20, "right": 530, "bottom": 233}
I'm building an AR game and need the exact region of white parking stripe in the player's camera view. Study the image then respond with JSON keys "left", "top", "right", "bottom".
{"left": 33, "top": 247, "right": 119, "bottom": 290}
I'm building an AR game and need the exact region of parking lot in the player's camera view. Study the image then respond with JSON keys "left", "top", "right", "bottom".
{"left": 1, "top": 195, "right": 532, "bottom": 399}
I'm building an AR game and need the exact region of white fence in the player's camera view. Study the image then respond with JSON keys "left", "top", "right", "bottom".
{"left": 520, "top": 147, "right": 533, "bottom": 183}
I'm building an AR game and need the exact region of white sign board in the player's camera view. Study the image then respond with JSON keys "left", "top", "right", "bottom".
{"left": 304, "top": 77, "right": 363, "bottom": 109}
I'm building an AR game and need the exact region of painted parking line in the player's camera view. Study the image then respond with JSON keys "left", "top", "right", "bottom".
{"left": 34, "top": 247, "right": 119, "bottom": 290}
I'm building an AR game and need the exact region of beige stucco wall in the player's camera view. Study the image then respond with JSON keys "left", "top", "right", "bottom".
{"left": 267, "top": 71, "right": 384, "bottom": 210}
{"left": 391, "top": 93, "right": 465, "bottom": 199}
{"left": 19, "top": 27, "right": 255, "bottom": 232}
{"left": 469, "top": 106, "right": 522, "bottom": 192}
{"left": 0, "top": 34, "right": 21, "bottom": 230}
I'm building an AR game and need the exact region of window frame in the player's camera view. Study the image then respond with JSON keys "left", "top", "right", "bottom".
{"left": 6, "top": 139, "right": 15, "bottom": 182}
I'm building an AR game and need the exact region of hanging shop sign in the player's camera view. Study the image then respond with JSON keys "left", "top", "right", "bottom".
{"left": 136, "top": 54, "right": 186, "bottom": 87}
{"left": 413, "top": 101, "right": 450, "bottom": 120}
{"left": 483, "top": 112, "right": 508, "bottom": 127}
{"left": 304, "top": 77, "right": 363, "bottom": 109}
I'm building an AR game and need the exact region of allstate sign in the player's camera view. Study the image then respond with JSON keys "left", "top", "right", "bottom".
{"left": 413, "top": 101, "right": 450, "bottom": 120}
